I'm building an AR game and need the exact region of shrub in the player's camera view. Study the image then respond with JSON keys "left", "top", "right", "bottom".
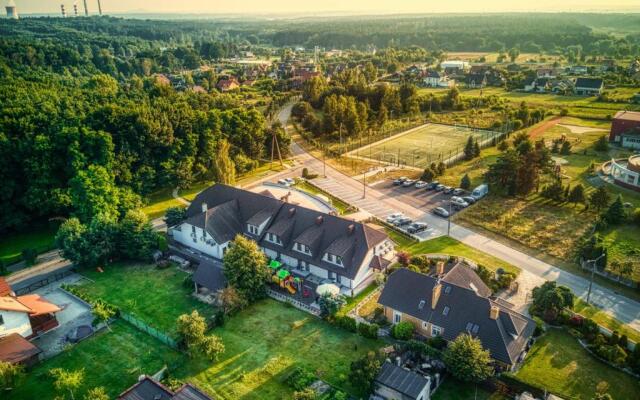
{"left": 290, "top": 367, "right": 317, "bottom": 391}
{"left": 426, "top": 335, "right": 447, "bottom": 350}
{"left": 391, "top": 321, "right": 414, "bottom": 340}
{"left": 397, "top": 251, "right": 410, "bottom": 267}
{"left": 21, "top": 248, "right": 38, "bottom": 266}
{"left": 532, "top": 316, "right": 545, "bottom": 337}
{"left": 358, "top": 323, "right": 379, "bottom": 339}
{"left": 336, "top": 315, "right": 358, "bottom": 333}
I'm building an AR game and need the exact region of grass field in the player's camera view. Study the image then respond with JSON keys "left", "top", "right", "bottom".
{"left": 351, "top": 123, "right": 501, "bottom": 169}
{"left": 8, "top": 322, "right": 186, "bottom": 400}
{"left": 78, "top": 263, "right": 214, "bottom": 336}
{"left": 178, "top": 299, "right": 382, "bottom": 399}
{"left": 515, "top": 329, "right": 640, "bottom": 400}
{"left": 0, "top": 224, "right": 59, "bottom": 265}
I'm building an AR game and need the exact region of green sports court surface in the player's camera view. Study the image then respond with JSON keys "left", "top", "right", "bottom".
{"left": 351, "top": 123, "right": 500, "bottom": 168}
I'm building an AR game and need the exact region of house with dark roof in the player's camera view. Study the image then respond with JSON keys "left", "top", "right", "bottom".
{"left": 118, "top": 375, "right": 212, "bottom": 400}
{"left": 574, "top": 78, "right": 604, "bottom": 96}
{"left": 378, "top": 268, "right": 535, "bottom": 370}
{"left": 170, "top": 185, "right": 394, "bottom": 296}
{"left": 423, "top": 70, "right": 453, "bottom": 88}
{"left": 374, "top": 361, "right": 432, "bottom": 400}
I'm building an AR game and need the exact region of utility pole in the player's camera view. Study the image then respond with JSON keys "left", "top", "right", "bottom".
{"left": 447, "top": 201, "right": 452, "bottom": 235}
{"left": 586, "top": 253, "right": 606, "bottom": 304}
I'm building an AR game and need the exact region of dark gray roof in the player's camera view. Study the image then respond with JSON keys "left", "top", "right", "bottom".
{"left": 186, "top": 184, "right": 389, "bottom": 280}
{"left": 375, "top": 362, "right": 429, "bottom": 399}
{"left": 172, "top": 385, "right": 214, "bottom": 400}
{"left": 193, "top": 261, "right": 226, "bottom": 292}
{"left": 118, "top": 377, "right": 173, "bottom": 400}
{"left": 575, "top": 77, "right": 603, "bottom": 89}
{"left": 378, "top": 268, "right": 535, "bottom": 365}
{"left": 442, "top": 263, "right": 492, "bottom": 298}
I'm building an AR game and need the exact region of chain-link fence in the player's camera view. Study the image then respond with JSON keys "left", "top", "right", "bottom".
{"left": 120, "top": 312, "right": 179, "bottom": 349}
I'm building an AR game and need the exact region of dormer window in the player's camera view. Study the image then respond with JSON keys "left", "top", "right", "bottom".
{"left": 247, "top": 224, "right": 259, "bottom": 235}
{"left": 294, "top": 242, "right": 312, "bottom": 256}
{"left": 266, "top": 232, "right": 282, "bottom": 245}
{"left": 324, "top": 253, "right": 343, "bottom": 266}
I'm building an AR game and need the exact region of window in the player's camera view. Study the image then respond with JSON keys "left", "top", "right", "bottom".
{"left": 418, "top": 300, "right": 426, "bottom": 310}
{"left": 431, "top": 325, "right": 442, "bottom": 337}
{"left": 294, "top": 242, "right": 312, "bottom": 256}
{"left": 422, "top": 321, "right": 428, "bottom": 329}
{"left": 324, "top": 253, "right": 344, "bottom": 266}
{"left": 0, "top": 315, "right": 3, "bottom": 326}
{"left": 393, "top": 311, "right": 402, "bottom": 324}
{"left": 247, "top": 224, "right": 259, "bottom": 235}
{"left": 266, "top": 232, "right": 282, "bottom": 245}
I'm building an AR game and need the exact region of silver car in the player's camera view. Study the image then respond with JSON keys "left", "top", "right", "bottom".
{"left": 433, "top": 207, "right": 450, "bottom": 218}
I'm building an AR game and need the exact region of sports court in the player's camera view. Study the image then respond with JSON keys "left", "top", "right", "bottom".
{"left": 349, "top": 123, "right": 500, "bottom": 169}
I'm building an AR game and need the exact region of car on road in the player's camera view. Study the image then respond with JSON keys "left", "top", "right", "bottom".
{"left": 284, "top": 177, "right": 295, "bottom": 185}
{"left": 433, "top": 207, "right": 450, "bottom": 218}
{"left": 426, "top": 181, "right": 440, "bottom": 190}
{"left": 443, "top": 186, "right": 454, "bottom": 194}
{"left": 407, "top": 222, "right": 428, "bottom": 233}
{"left": 462, "top": 196, "right": 476, "bottom": 205}
{"left": 415, "top": 181, "right": 428, "bottom": 189}
{"left": 402, "top": 179, "right": 416, "bottom": 187}
{"left": 435, "top": 184, "right": 445, "bottom": 192}
{"left": 394, "top": 217, "right": 412, "bottom": 226}
{"left": 451, "top": 196, "right": 469, "bottom": 209}
{"left": 277, "top": 179, "right": 292, "bottom": 187}
{"left": 386, "top": 212, "right": 404, "bottom": 223}
{"left": 452, "top": 188, "right": 465, "bottom": 196}
{"left": 393, "top": 177, "right": 408, "bottom": 185}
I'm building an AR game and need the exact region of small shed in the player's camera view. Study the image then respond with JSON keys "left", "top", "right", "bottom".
{"left": 374, "top": 361, "right": 431, "bottom": 400}
{"left": 0, "top": 333, "right": 42, "bottom": 367}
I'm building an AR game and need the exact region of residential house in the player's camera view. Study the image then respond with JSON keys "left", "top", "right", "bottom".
{"left": 465, "top": 73, "right": 487, "bottom": 89}
{"left": 536, "top": 68, "right": 558, "bottom": 79}
{"left": 374, "top": 361, "right": 432, "bottom": 400}
{"left": 170, "top": 185, "right": 394, "bottom": 296}
{"left": 574, "top": 78, "right": 604, "bottom": 96}
{"left": 118, "top": 375, "right": 212, "bottom": 400}
{"left": 570, "top": 65, "right": 588, "bottom": 75}
{"left": 0, "top": 333, "right": 41, "bottom": 366}
{"left": 609, "top": 111, "right": 640, "bottom": 149}
{"left": 524, "top": 78, "right": 551, "bottom": 93}
{"left": 216, "top": 77, "right": 240, "bottom": 92}
{"left": 423, "top": 70, "right": 453, "bottom": 88}
{"left": 1, "top": 290, "right": 61, "bottom": 339}
{"left": 377, "top": 267, "right": 535, "bottom": 370}
{"left": 440, "top": 60, "right": 469, "bottom": 73}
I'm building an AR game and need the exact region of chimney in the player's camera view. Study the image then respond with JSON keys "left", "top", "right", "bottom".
{"left": 201, "top": 202, "right": 208, "bottom": 213}
{"left": 490, "top": 305, "right": 500, "bottom": 320}
{"left": 347, "top": 224, "right": 355, "bottom": 235}
{"left": 316, "top": 216, "right": 323, "bottom": 225}
{"left": 436, "top": 261, "right": 445, "bottom": 275}
{"left": 431, "top": 282, "right": 442, "bottom": 310}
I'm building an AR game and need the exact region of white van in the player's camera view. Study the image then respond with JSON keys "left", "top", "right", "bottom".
{"left": 471, "top": 184, "right": 489, "bottom": 200}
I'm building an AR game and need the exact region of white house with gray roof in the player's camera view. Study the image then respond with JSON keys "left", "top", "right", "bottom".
{"left": 170, "top": 184, "right": 395, "bottom": 296}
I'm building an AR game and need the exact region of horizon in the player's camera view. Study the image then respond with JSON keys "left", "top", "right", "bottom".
{"left": 7, "top": 0, "right": 640, "bottom": 16}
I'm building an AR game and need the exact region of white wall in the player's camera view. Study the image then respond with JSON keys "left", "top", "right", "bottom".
{"left": 172, "top": 223, "right": 226, "bottom": 259}
{"left": 0, "top": 310, "right": 32, "bottom": 338}
{"left": 309, "top": 264, "right": 328, "bottom": 279}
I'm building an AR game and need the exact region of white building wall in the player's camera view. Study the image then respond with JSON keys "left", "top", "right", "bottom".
{"left": 0, "top": 310, "right": 33, "bottom": 338}
{"left": 309, "top": 264, "right": 328, "bottom": 279}
{"left": 172, "top": 223, "right": 225, "bottom": 259}
{"left": 263, "top": 248, "right": 278, "bottom": 260}
{"left": 280, "top": 254, "right": 299, "bottom": 267}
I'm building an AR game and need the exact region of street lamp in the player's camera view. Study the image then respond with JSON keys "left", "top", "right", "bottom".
{"left": 447, "top": 201, "right": 452, "bottom": 236}
{"left": 586, "top": 253, "right": 606, "bottom": 304}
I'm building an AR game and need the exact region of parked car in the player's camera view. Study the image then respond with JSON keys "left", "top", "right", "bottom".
{"left": 277, "top": 179, "right": 291, "bottom": 186}
{"left": 426, "top": 181, "right": 440, "bottom": 190}
{"left": 462, "top": 196, "right": 476, "bottom": 205}
{"left": 452, "top": 188, "right": 465, "bottom": 196}
{"left": 386, "top": 212, "right": 404, "bottom": 223}
{"left": 471, "top": 184, "right": 489, "bottom": 200}
{"left": 394, "top": 217, "right": 412, "bottom": 226}
{"left": 407, "top": 222, "right": 428, "bottom": 233}
{"left": 284, "top": 177, "right": 295, "bottom": 185}
{"left": 443, "top": 186, "right": 454, "bottom": 194}
{"left": 402, "top": 179, "right": 416, "bottom": 187}
{"left": 415, "top": 181, "right": 428, "bottom": 189}
{"left": 393, "top": 177, "right": 408, "bottom": 185}
{"left": 435, "top": 184, "right": 445, "bottom": 192}
{"left": 433, "top": 207, "right": 450, "bottom": 218}
{"left": 451, "top": 197, "right": 469, "bottom": 209}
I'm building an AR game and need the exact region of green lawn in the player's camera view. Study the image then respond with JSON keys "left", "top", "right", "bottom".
{"left": 515, "top": 329, "right": 640, "bottom": 400}
{"left": 140, "top": 187, "right": 186, "bottom": 220}
{"left": 433, "top": 379, "right": 506, "bottom": 400}
{"left": 78, "top": 263, "right": 214, "bottom": 337}
{"left": 8, "top": 322, "right": 186, "bottom": 400}
{"left": 0, "top": 224, "right": 59, "bottom": 265}
{"left": 399, "top": 235, "right": 520, "bottom": 276}
{"left": 573, "top": 299, "right": 640, "bottom": 344}
{"left": 177, "top": 299, "right": 382, "bottom": 399}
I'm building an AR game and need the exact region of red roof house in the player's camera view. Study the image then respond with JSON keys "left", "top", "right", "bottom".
{"left": 610, "top": 111, "right": 640, "bottom": 144}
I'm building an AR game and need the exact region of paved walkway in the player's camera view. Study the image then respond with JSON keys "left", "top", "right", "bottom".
{"left": 172, "top": 187, "right": 191, "bottom": 206}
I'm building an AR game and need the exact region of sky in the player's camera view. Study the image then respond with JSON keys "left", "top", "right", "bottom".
{"left": 8, "top": 0, "right": 640, "bottom": 15}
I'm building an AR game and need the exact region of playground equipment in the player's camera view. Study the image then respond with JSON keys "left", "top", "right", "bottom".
{"left": 269, "top": 260, "right": 302, "bottom": 295}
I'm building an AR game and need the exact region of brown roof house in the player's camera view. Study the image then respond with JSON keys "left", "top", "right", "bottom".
{"left": 0, "top": 291, "right": 61, "bottom": 340}
{"left": 216, "top": 77, "right": 240, "bottom": 92}
{"left": 378, "top": 267, "right": 535, "bottom": 370}
{"left": 609, "top": 110, "right": 640, "bottom": 149}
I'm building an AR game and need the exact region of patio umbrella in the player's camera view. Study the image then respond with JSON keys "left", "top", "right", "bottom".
{"left": 316, "top": 283, "right": 340, "bottom": 297}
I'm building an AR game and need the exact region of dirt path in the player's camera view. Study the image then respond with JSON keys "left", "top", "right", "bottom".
{"left": 528, "top": 116, "right": 564, "bottom": 139}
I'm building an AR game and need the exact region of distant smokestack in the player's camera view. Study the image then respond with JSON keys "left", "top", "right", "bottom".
{"left": 83, "top": 0, "right": 88, "bottom": 16}
{"left": 97, "top": 0, "right": 102, "bottom": 15}
{"left": 60, "top": 4, "right": 67, "bottom": 17}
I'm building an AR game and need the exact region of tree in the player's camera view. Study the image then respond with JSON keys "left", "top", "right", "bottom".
{"left": 443, "top": 334, "right": 493, "bottom": 383}
{"left": 50, "top": 368, "right": 84, "bottom": 400}
{"left": 293, "top": 388, "right": 317, "bottom": 400}
{"left": 633, "top": 208, "right": 640, "bottom": 226}
{"left": 318, "top": 293, "right": 346, "bottom": 318}
{"left": 199, "top": 334, "right": 226, "bottom": 361}
{"left": 421, "top": 167, "right": 435, "bottom": 182}
{"left": 92, "top": 300, "right": 116, "bottom": 332}
{"left": 508, "top": 47, "right": 521, "bottom": 62}
{"left": 176, "top": 310, "right": 208, "bottom": 349}
{"left": 0, "top": 361, "right": 24, "bottom": 390}
{"left": 594, "top": 135, "right": 609, "bottom": 152}
{"left": 214, "top": 138, "right": 236, "bottom": 185}
{"left": 541, "top": 180, "right": 565, "bottom": 202}
{"left": 603, "top": 195, "right": 626, "bottom": 225}
{"left": 589, "top": 186, "right": 610, "bottom": 213}
{"left": 473, "top": 139, "right": 481, "bottom": 158}
{"left": 460, "top": 174, "right": 471, "bottom": 190}
{"left": 69, "top": 165, "right": 121, "bottom": 223}
{"left": 436, "top": 162, "right": 446, "bottom": 176}
{"left": 531, "top": 281, "right": 574, "bottom": 321}
{"left": 463, "top": 136, "right": 475, "bottom": 160}
{"left": 349, "top": 351, "right": 382, "bottom": 393}
{"left": 165, "top": 207, "right": 186, "bottom": 227}
{"left": 218, "top": 286, "right": 247, "bottom": 316}
{"left": 391, "top": 321, "right": 415, "bottom": 340}
{"left": 117, "top": 209, "right": 159, "bottom": 261}
{"left": 223, "top": 235, "right": 269, "bottom": 303}
{"left": 83, "top": 387, "right": 109, "bottom": 400}
{"left": 568, "top": 184, "right": 586, "bottom": 206}
{"left": 560, "top": 140, "right": 572, "bottom": 155}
